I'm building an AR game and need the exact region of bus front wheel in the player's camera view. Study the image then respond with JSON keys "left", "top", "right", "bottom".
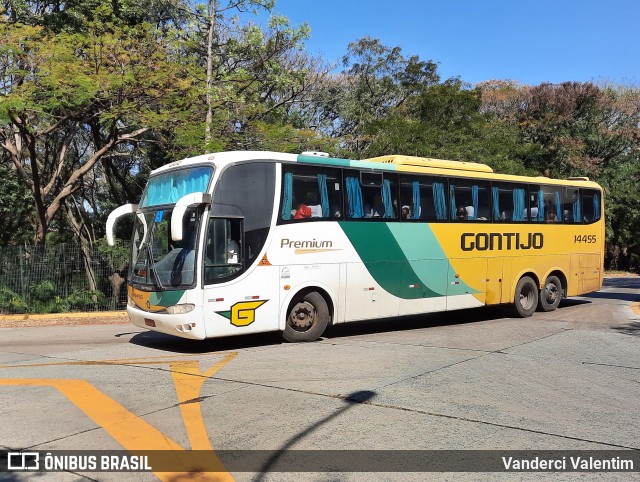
{"left": 511, "top": 276, "right": 538, "bottom": 318}
{"left": 537, "top": 275, "right": 562, "bottom": 312}
{"left": 283, "top": 291, "right": 330, "bottom": 342}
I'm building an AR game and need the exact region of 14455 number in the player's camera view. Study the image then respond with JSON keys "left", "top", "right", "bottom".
{"left": 575, "top": 235, "right": 597, "bottom": 243}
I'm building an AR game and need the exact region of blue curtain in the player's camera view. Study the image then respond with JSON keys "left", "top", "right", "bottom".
{"left": 593, "top": 193, "right": 601, "bottom": 220}
{"left": 449, "top": 185, "right": 457, "bottom": 219}
{"left": 555, "top": 191, "right": 562, "bottom": 220}
{"left": 381, "top": 179, "right": 394, "bottom": 218}
{"left": 317, "top": 174, "right": 329, "bottom": 217}
{"left": 433, "top": 182, "right": 447, "bottom": 220}
{"left": 513, "top": 188, "right": 525, "bottom": 221}
{"left": 346, "top": 177, "right": 364, "bottom": 218}
{"left": 280, "top": 172, "right": 293, "bottom": 220}
{"left": 471, "top": 185, "right": 478, "bottom": 220}
{"left": 492, "top": 186, "right": 500, "bottom": 220}
{"left": 412, "top": 181, "right": 421, "bottom": 219}
{"left": 537, "top": 190, "right": 545, "bottom": 221}
{"left": 573, "top": 195, "right": 581, "bottom": 223}
{"left": 141, "top": 167, "right": 213, "bottom": 207}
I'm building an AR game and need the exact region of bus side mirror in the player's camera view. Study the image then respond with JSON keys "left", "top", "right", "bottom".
{"left": 106, "top": 204, "right": 138, "bottom": 246}
{"left": 171, "top": 193, "right": 212, "bottom": 242}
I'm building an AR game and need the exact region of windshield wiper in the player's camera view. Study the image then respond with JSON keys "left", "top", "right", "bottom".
{"left": 146, "top": 221, "right": 165, "bottom": 291}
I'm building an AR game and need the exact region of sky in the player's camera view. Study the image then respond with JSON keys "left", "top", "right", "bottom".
{"left": 258, "top": 0, "right": 640, "bottom": 86}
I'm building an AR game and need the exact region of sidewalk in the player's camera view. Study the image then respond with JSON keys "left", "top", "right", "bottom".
{"left": 0, "top": 310, "right": 129, "bottom": 328}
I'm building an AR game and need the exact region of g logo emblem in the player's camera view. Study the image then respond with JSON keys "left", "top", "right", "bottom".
{"left": 216, "top": 300, "right": 267, "bottom": 327}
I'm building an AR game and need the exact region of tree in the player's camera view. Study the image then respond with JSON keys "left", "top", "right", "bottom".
{"left": 0, "top": 7, "right": 197, "bottom": 242}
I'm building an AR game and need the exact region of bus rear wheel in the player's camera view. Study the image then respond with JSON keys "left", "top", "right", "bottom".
{"left": 283, "top": 291, "right": 330, "bottom": 342}
{"left": 537, "top": 275, "right": 562, "bottom": 312}
{"left": 511, "top": 276, "right": 538, "bottom": 318}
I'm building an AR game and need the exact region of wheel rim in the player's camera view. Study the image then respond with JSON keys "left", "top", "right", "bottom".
{"left": 288, "top": 301, "right": 317, "bottom": 332}
{"left": 544, "top": 282, "right": 559, "bottom": 305}
{"left": 519, "top": 284, "right": 536, "bottom": 311}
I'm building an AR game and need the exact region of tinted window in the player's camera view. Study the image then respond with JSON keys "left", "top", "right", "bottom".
{"left": 491, "top": 182, "right": 527, "bottom": 222}
{"left": 213, "top": 162, "right": 275, "bottom": 264}
{"left": 561, "top": 187, "right": 582, "bottom": 223}
{"left": 399, "top": 175, "right": 448, "bottom": 221}
{"left": 527, "top": 185, "right": 563, "bottom": 223}
{"left": 345, "top": 170, "right": 397, "bottom": 220}
{"left": 582, "top": 189, "right": 602, "bottom": 223}
{"left": 280, "top": 165, "right": 342, "bottom": 222}
{"left": 449, "top": 178, "right": 490, "bottom": 221}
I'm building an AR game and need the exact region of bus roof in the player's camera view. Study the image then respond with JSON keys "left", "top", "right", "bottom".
{"left": 151, "top": 151, "right": 601, "bottom": 190}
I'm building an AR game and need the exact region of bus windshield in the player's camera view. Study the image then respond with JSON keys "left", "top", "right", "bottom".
{"left": 130, "top": 208, "right": 200, "bottom": 290}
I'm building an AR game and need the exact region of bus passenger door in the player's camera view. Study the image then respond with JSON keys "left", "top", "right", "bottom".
{"left": 446, "top": 258, "right": 488, "bottom": 310}
{"left": 202, "top": 218, "right": 280, "bottom": 337}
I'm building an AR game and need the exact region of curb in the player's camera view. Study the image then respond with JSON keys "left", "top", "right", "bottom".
{"left": 0, "top": 311, "right": 129, "bottom": 328}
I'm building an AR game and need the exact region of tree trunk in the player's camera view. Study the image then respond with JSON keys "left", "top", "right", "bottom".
{"left": 205, "top": 0, "right": 216, "bottom": 147}
{"left": 65, "top": 203, "right": 98, "bottom": 300}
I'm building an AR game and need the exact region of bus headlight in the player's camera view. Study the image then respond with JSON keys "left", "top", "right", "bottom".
{"left": 165, "top": 304, "right": 195, "bottom": 314}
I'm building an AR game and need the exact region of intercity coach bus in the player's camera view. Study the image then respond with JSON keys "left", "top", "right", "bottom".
{"left": 106, "top": 151, "right": 604, "bottom": 342}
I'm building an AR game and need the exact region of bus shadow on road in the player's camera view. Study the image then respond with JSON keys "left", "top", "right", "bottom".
{"left": 128, "top": 330, "right": 285, "bottom": 354}
{"left": 323, "top": 306, "right": 510, "bottom": 340}
{"left": 127, "top": 307, "right": 509, "bottom": 353}
{"left": 580, "top": 291, "right": 640, "bottom": 302}
{"left": 602, "top": 277, "right": 640, "bottom": 290}
{"left": 127, "top": 299, "right": 602, "bottom": 352}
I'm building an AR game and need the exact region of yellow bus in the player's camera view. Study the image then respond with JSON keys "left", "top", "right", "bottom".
{"left": 107, "top": 151, "right": 604, "bottom": 342}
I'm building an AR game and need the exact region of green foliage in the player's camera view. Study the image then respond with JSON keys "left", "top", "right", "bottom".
{"left": 66, "top": 289, "right": 107, "bottom": 310}
{"left": 30, "top": 280, "right": 56, "bottom": 301}
{"left": 0, "top": 287, "right": 28, "bottom": 314}
{"left": 96, "top": 239, "right": 131, "bottom": 272}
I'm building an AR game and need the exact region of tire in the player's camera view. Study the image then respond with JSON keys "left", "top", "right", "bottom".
{"left": 537, "top": 275, "right": 562, "bottom": 312}
{"left": 282, "top": 291, "right": 330, "bottom": 342}
{"left": 511, "top": 276, "right": 538, "bottom": 318}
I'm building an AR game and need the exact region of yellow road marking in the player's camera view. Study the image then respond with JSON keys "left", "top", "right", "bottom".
{"left": 0, "top": 352, "right": 237, "bottom": 482}
{"left": 0, "top": 352, "right": 226, "bottom": 370}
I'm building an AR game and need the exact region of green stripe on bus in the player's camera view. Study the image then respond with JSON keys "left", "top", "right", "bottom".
{"left": 149, "top": 290, "right": 185, "bottom": 307}
{"left": 338, "top": 222, "right": 443, "bottom": 299}
{"left": 296, "top": 155, "right": 397, "bottom": 171}
{"left": 297, "top": 155, "right": 351, "bottom": 167}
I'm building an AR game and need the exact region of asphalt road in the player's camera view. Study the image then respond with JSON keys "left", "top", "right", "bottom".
{"left": 0, "top": 278, "right": 639, "bottom": 481}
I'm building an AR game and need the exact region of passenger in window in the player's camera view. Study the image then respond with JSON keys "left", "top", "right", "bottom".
{"left": 226, "top": 235, "right": 239, "bottom": 264}
{"left": 525, "top": 204, "right": 538, "bottom": 220}
{"left": 293, "top": 203, "right": 311, "bottom": 219}
{"left": 401, "top": 205, "right": 411, "bottom": 219}
{"left": 545, "top": 211, "right": 558, "bottom": 223}
{"left": 306, "top": 192, "right": 323, "bottom": 218}
{"left": 456, "top": 205, "right": 468, "bottom": 220}
{"left": 365, "top": 195, "right": 385, "bottom": 218}
{"left": 464, "top": 205, "right": 475, "bottom": 218}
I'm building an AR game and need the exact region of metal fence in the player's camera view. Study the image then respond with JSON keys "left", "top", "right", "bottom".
{"left": 0, "top": 240, "right": 131, "bottom": 314}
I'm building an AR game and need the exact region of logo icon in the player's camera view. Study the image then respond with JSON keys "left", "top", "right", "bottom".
{"left": 216, "top": 300, "right": 267, "bottom": 327}
{"left": 8, "top": 452, "right": 40, "bottom": 471}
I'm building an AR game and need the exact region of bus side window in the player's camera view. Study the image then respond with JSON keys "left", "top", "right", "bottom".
{"left": 280, "top": 166, "right": 342, "bottom": 222}
{"left": 346, "top": 170, "right": 397, "bottom": 220}
{"left": 581, "top": 189, "right": 602, "bottom": 223}
{"left": 492, "top": 182, "right": 528, "bottom": 222}
{"left": 399, "top": 175, "right": 446, "bottom": 221}
{"left": 562, "top": 188, "right": 581, "bottom": 223}
{"left": 528, "top": 185, "right": 562, "bottom": 223}
{"left": 449, "top": 178, "right": 490, "bottom": 221}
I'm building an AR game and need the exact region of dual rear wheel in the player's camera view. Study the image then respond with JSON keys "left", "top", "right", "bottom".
{"left": 512, "top": 275, "right": 562, "bottom": 317}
